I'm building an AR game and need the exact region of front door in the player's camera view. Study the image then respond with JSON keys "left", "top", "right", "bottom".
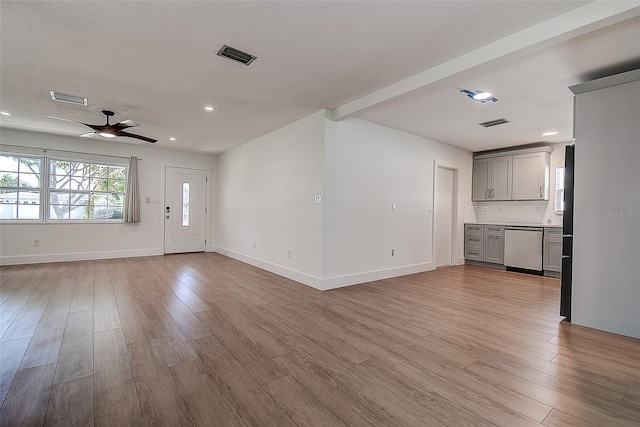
{"left": 164, "top": 166, "right": 207, "bottom": 254}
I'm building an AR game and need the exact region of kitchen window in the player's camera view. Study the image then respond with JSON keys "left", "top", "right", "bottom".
{"left": 555, "top": 167, "right": 564, "bottom": 214}
{"left": 0, "top": 152, "right": 127, "bottom": 222}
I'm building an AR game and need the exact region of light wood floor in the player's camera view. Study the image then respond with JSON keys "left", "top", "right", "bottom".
{"left": 1, "top": 254, "right": 639, "bottom": 426}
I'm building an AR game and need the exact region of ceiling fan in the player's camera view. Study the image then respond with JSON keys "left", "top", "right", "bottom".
{"left": 44, "top": 110, "right": 157, "bottom": 143}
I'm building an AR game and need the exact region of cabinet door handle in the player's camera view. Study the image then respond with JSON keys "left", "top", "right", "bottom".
{"left": 540, "top": 186, "right": 543, "bottom": 198}
{"left": 491, "top": 189, "right": 495, "bottom": 199}
{"left": 485, "top": 189, "right": 490, "bottom": 199}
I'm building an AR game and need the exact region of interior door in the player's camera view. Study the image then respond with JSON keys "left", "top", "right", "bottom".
{"left": 164, "top": 166, "right": 207, "bottom": 254}
{"left": 435, "top": 167, "right": 455, "bottom": 267}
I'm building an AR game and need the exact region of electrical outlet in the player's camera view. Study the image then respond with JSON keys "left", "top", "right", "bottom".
{"left": 392, "top": 203, "right": 397, "bottom": 211}
{"left": 33, "top": 238, "right": 40, "bottom": 246}
{"left": 251, "top": 242, "right": 256, "bottom": 249}
{"left": 287, "top": 249, "right": 291, "bottom": 258}
{"left": 391, "top": 249, "right": 395, "bottom": 256}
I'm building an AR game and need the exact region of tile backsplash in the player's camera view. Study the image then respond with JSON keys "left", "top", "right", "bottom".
{"left": 464, "top": 201, "right": 562, "bottom": 225}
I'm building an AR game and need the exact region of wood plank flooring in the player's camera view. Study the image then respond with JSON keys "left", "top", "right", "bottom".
{"left": 1, "top": 254, "right": 639, "bottom": 426}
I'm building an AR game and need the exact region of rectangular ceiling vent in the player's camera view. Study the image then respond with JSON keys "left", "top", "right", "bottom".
{"left": 479, "top": 118, "right": 510, "bottom": 128}
{"left": 216, "top": 45, "right": 257, "bottom": 66}
{"left": 49, "top": 91, "right": 88, "bottom": 106}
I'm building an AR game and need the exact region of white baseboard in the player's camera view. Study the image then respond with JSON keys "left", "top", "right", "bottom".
{"left": 0, "top": 248, "right": 163, "bottom": 266}
{"left": 214, "top": 246, "right": 324, "bottom": 290}
{"left": 321, "top": 262, "right": 435, "bottom": 290}
{"left": 214, "top": 246, "right": 434, "bottom": 290}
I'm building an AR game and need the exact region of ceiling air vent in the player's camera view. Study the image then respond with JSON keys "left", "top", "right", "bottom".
{"left": 49, "top": 91, "right": 88, "bottom": 106}
{"left": 216, "top": 45, "right": 257, "bottom": 66}
{"left": 479, "top": 118, "right": 510, "bottom": 128}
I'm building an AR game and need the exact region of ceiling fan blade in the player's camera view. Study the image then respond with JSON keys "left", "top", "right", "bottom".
{"left": 43, "top": 115, "right": 97, "bottom": 131}
{"left": 117, "top": 131, "right": 157, "bottom": 143}
{"left": 80, "top": 132, "right": 98, "bottom": 138}
{"left": 114, "top": 119, "right": 140, "bottom": 129}
{"left": 43, "top": 114, "right": 84, "bottom": 124}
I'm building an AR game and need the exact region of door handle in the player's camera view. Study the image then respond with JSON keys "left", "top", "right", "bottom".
{"left": 491, "top": 189, "right": 495, "bottom": 199}
{"left": 485, "top": 189, "right": 490, "bottom": 199}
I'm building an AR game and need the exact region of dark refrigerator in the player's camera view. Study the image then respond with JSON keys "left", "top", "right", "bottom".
{"left": 560, "top": 145, "right": 574, "bottom": 320}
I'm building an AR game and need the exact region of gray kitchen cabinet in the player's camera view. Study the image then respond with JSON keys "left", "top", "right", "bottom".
{"left": 512, "top": 151, "right": 551, "bottom": 200}
{"left": 472, "top": 156, "right": 512, "bottom": 201}
{"left": 464, "top": 224, "right": 483, "bottom": 261}
{"left": 543, "top": 227, "right": 562, "bottom": 276}
{"left": 483, "top": 225, "right": 505, "bottom": 264}
{"left": 465, "top": 224, "right": 504, "bottom": 265}
{"left": 472, "top": 147, "right": 552, "bottom": 201}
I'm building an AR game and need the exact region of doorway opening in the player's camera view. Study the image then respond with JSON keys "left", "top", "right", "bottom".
{"left": 434, "top": 165, "right": 459, "bottom": 268}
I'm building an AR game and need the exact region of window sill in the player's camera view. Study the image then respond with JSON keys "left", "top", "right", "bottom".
{"left": 0, "top": 220, "right": 125, "bottom": 225}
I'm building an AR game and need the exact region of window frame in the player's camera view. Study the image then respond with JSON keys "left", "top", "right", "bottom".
{"left": 0, "top": 151, "right": 128, "bottom": 224}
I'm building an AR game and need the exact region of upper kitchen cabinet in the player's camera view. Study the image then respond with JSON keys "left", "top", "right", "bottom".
{"left": 472, "top": 147, "right": 552, "bottom": 201}
{"left": 472, "top": 156, "right": 512, "bottom": 201}
{"left": 512, "top": 151, "right": 551, "bottom": 200}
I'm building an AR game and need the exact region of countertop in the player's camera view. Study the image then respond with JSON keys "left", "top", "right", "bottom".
{"left": 465, "top": 222, "right": 562, "bottom": 228}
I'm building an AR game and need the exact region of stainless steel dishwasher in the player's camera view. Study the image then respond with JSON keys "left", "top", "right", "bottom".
{"left": 504, "top": 226, "right": 543, "bottom": 271}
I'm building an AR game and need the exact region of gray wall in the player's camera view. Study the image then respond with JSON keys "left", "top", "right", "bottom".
{"left": 572, "top": 73, "right": 640, "bottom": 339}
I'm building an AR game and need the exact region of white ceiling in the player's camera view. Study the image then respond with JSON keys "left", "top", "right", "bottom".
{"left": 1, "top": 1, "right": 638, "bottom": 154}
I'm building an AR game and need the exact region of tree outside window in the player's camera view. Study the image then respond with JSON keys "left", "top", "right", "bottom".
{"left": 48, "top": 160, "right": 126, "bottom": 220}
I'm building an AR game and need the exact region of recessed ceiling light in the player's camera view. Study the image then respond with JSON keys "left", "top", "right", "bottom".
{"left": 542, "top": 131, "right": 558, "bottom": 136}
{"left": 169, "top": 137, "right": 176, "bottom": 141}
{"left": 204, "top": 106, "right": 214, "bottom": 111}
{"left": 99, "top": 132, "right": 116, "bottom": 138}
{"left": 0, "top": 111, "right": 11, "bottom": 116}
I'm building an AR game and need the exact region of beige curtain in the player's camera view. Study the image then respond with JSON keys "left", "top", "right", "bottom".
{"left": 124, "top": 156, "right": 140, "bottom": 223}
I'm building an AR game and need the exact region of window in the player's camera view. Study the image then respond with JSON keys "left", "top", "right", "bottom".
{"left": 0, "top": 155, "right": 42, "bottom": 220}
{"left": 182, "top": 182, "right": 190, "bottom": 226}
{"left": 48, "top": 160, "right": 126, "bottom": 220}
{"left": 0, "top": 152, "right": 126, "bottom": 222}
{"left": 555, "top": 167, "right": 565, "bottom": 214}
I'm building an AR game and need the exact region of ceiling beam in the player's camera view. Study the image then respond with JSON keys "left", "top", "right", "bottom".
{"left": 330, "top": 1, "right": 640, "bottom": 121}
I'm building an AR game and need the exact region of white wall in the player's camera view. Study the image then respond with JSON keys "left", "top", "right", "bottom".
{"left": 214, "top": 112, "right": 473, "bottom": 290}
{"left": 0, "top": 128, "right": 216, "bottom": 265}
{"left": 572, "top": 76, "right": 640, "bottom": 339}
{"left": 322, "top": 118, "right": 473, "bottom": 288}
{"left": 214, "top": 110, "right": 326, "bottom": 288}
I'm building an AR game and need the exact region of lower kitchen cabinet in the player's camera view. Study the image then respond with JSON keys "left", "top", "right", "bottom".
{"left": 544, "top": 227, "right": 562, "bottom": 276}
{"left": 464, "top": 224, "right": 483, "bottom": 261}
{"left": 483, "top": 225, "right": 505, "bottom": 264}
{"left": 465, "top": 224, "right": 504, "bottom": 265}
